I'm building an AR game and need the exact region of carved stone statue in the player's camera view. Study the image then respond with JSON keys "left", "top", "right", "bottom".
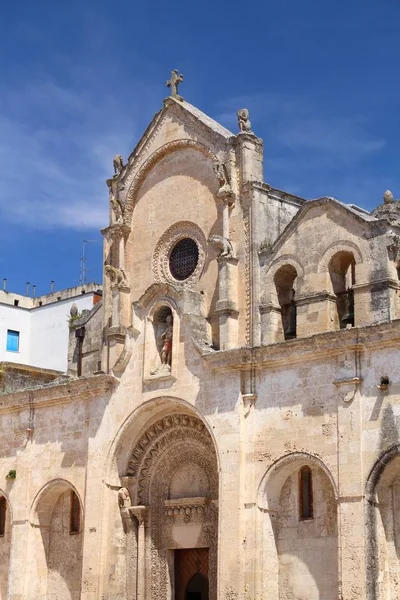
{"left": 237, "top": 108, "right": 252, "bottom": 133}
{"left": 118, "top": 487, "right": 131, "bottom": 509}
{"left": 213, "top": 162, "right": 233, "bottom": 198}
{"left": 166, "top": 69, "right": 184, "bottom": 101}
{"left": 70, "top": 303, "right": 78, "bottom": 318}
{"left": 105, "top": 264, "right": 128, "bottom": 288}
{"left": 113, "top": 154, "right": 124, "bottom": 175}
{"left": 384, "top": 190, "right": 394, "bottom": 204}
{"left": 151, "top": 314, "right": 173, "bottom": 375}
{"left": 161, "top": 315, "right": 173, "bottom": 367}
{"left": 110, "top": 196, "right": 124, "bottom": 225}
{"left": 208, "top": 234, "right": 233, "bottom": 258}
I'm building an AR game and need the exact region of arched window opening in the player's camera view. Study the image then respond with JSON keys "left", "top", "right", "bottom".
{"left": 299, "top": 466, "right": 313, "bottom": 520}
{"left": 0, "top": 496, "right": 6, "bottom": 536}
{"left": 69, "top": 490, "right": 80, "bottom": 534}
{"left": 329, "top": 251, "right": 355, "bottom": 329}
{"left": 274, "top": 265, "right": 298, "bottom": 340}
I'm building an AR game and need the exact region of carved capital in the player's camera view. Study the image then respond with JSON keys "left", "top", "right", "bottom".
{"left": 128, "top": 505, "right": 148, "bottom": 524}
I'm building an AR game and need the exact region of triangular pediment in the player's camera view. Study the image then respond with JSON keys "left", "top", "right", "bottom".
{"left": 271, "top": 197, "right": 379, "bottom": 254}
{"left": 121, "top": 97, "right": 234, "bottom": 182}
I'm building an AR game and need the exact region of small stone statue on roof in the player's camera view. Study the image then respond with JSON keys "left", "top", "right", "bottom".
{"left": 113, "top": 154, "right": 124, "bottom": 175}
{"left": 237, "top": 108, "right": 253, "bottom": 133}
{"left": 166, "top": 69, "right": 184, "bottom": 101}
{"left": 384, "top": 190, "right": 394, "bottom": 204}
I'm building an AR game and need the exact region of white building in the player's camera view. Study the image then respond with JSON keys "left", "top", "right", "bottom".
{"left": 0, "top": 283, "right": 102, "bottom": 372}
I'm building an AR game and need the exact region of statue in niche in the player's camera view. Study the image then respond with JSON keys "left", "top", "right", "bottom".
{"left": 113, "top": 154, "right": 124, "bottom": 175}
{"left": 118, "top": 487, "right": 131, "bottom": 509}
{"left": 151, "top": 314, "right": 173, "bottom": 374}
{"left": 105, "top": 264, "right": 128, "bottom": 289}
{"left": 237, "top": 108, "right": 253, "bottom": 133}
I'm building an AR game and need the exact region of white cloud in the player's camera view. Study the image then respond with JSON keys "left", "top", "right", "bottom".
{"left": 0, "top": 74, "right": 142, "bottom": 230}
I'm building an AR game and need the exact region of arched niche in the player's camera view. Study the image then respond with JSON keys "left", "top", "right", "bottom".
{"left": 27, "top": 479, "right": 83, "bottom": 600}
{"left": 328, "top": 250, "right": 356, "bottom": 328}
{"left": 274, "top": 264, "right": 298, "bottom": 340}
{"left": 257, "top": 452, "right": 338, "bottom": 600}
{"left": 0, "top": 491, "right": 12, "bottom": 600}
{"left": 104, "top": 399, "right": 219, "bottom": 600}
{"left": 366, "top": 446, "right": 400, "bottom": 600}
{"left": 143, "top": 299, "right": 179, "bottom": 381}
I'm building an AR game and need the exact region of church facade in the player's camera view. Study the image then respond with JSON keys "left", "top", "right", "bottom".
{"left": 1, "top": 75, "right": 400, "bottom": 600}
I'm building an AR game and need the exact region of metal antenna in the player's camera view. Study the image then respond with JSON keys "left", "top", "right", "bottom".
{"left": 79, "top": 239, "right": 97, "bottom": 286}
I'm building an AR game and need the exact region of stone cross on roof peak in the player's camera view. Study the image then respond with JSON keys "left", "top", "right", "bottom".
{"left": 166, "top": 69, "right": 184, "bottom": 102}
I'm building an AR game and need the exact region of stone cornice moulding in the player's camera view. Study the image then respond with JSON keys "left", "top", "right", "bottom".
{"left": 0, "top": 374, "right": 118, "bottom": 414}
{"left": 202, "top": 320, "right": 400, "bottom": 372}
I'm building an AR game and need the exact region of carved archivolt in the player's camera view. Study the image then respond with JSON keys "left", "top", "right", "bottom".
{"left": 152, "top": 221, "right": 207, "bottom": 289}
{"left": 127, "top": 413, "right": 218, "bottom": 503}
{"left": 124, "top": 139, "right": 218, "bottom": 226}
{"left": 126, "top": 413, "right": 218, "bottom": 600}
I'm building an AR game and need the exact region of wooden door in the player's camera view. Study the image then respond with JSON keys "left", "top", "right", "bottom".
{"left": 174, "top": 548, "right": 209, "bottom": 600}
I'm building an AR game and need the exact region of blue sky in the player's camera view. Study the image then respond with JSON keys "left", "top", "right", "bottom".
{"left": 0, "top": 0, "right": 399, "bottom": 295}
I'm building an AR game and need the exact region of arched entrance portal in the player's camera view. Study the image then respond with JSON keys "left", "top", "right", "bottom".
{"left": 124, "top": 412, "right": 218, "bottom": 600}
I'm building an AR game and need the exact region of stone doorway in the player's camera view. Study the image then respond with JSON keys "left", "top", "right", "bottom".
{"left": 175, "top": 548, "right": 209, "bottom": 600}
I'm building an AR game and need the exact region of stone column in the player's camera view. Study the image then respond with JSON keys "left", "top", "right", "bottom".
{"left": 129, "top": 506, "right": 148, "bottom": 600}
{"left": 215, "top": 255, "right": 239, "bottom": 350}
{"left": 296, "top": 291, "right": 337, "bottom": 336}
{"left": 335, "top": 372, "right": 366, "bottom": 599}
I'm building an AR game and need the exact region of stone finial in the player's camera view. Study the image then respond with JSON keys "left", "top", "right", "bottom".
{"left": 384, "top": 190, "right": 394, "bottom": 204}
{"left": 70, "top": 303, "right": 78, "bottom": 317}
{"left": 166, "top": 69, "right": 184, "bottom": 101}
{"left": 113, "top": 154, "right": 124, "bottom": 175}
{"left": 237, "top": 108, "right": 252, "bottom": 133}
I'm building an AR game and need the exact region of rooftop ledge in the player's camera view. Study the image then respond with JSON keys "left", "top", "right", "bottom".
{"left": 0, "top": 373, "right": 118, "bottom": 413}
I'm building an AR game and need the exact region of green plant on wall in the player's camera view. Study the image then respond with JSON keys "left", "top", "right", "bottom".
{"left": 68, "top": 313, "right": 83, "bottom": 329}
{"left": 259, "top": 238, "right": 273, "bottom": 251}
{"left": 6, "top": 469, "right": 16, "bottom": 479}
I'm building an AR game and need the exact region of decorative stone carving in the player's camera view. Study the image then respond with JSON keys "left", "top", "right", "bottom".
{"left": 113, "top": 154, "right": 124, "bottom": 175}
{"left": 153, "top": 221, "right": 207, "bottom": 289}
{"left": 384, "top": 190, "right": 394, "bottom": 204}
{"left": 70, "top": 303, "right": 78, "bottom": 318}
{"left": 213, "top": 162, "right": 233, "bottom": 199}
{"left": 110, "top": 196, "right": 124, "bottom": 225}
{"left": 387, "top": 230, "right": 400, "bottom": 262}
{"left": 237, "top": 108, "right": 252, "bottom": 133}
{"left": 166, "top": 69, "right": 184, "bottom": 101}
{"left": 208, "top": 234, "right": 233, "bottom": 258}
{"left": 125, "top": 413, "right": 218, "bottom": 600}
{"left": 118, "top": 486, "right": 131, "bottom": 509}
{"left": 105, "top": 264, "right": 128, "bottom": 289}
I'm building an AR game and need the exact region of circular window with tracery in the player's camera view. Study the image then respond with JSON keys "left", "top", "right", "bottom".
{"left": 153, "top": 222, "right": 207, "bottom": 288}
{"left": 169, "top": 238, "right": 199, "bottom": 281}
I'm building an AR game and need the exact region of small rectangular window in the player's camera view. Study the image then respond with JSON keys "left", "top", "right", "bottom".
{"left": 0, "top": 496, "right": 6, "bottom": 536}
{"left": 13, "top": 299, "right": 19, "bottom": 306}
{"left": 70, "top": 491, "right": 80, "bottom": 534}
{"left": 6, "top": 330, "right": 19, "bottom": 352}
